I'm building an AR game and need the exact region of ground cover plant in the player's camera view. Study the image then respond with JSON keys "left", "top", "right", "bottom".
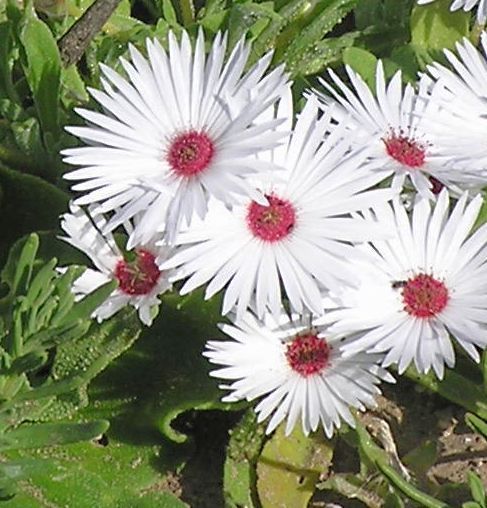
{"left": 2, "top": 0, "right": 487, "bottom": 506}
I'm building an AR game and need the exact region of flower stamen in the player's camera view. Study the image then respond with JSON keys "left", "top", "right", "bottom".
{"left": 115, "top": 249, "right": 160, "bottom": 295}
{"left": 285, "top": 333, "right": 330, "bottom": 377}
{"left": 402, "top": 273, "right": 449, "bottom": 318}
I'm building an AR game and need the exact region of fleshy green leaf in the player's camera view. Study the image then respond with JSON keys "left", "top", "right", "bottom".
{"left": 0, "top": 420, "right": 109, "bottom": 450}
{"left": 256, "top": 424, "right": 334, "bottom": 507}
{"left": 411, "top": 0, "right": 470, "bottom": 51}
{"left": 468, "top": 472, "right": 486, "bottom": 508}
{"left": 282, "top": 0, "right": 357, "bottom": 76}
{"left": 343, "top": 46, "right": 378, "bottom": 89}
{"left": 0, "top": 164, "right": 68, "bottom": 267}
{"left": 18, "top": 2, "right": 61, "bottom": 138}
{"left": 224, "top": 410, "right": 265, "bottom": 508}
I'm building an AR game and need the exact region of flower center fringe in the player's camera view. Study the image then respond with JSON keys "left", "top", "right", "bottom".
{"left": 115, "top": 249, "right": 161, "bottom": 296}
{"left": 167, "top": 130, "right": 214, "bottom": 178}
{"left": 402, "top": 274, "right": 449, "bottom": 318}
{"left": 285, "top": 333, "right": 330, "bottom": 377}
{"left": 383, "top": 130, "right": 426, "bottom": 168}
{"left": 247, "top": 194, "right": 296, "bottom": 242}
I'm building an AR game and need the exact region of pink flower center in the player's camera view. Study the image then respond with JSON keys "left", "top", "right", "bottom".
{"left": 402, "top": 274, "right": 449, "bottom": 318}
{"left": 167, "top": 130, "right": 214, "bottom": 178}
{"left": 285, "top": 333, "right": 331, "bottom": 377}
{"left": 115, "top": 249, "right": 161, "bottom": 296}
{"left": 383, "top": 130, "right": 426, "bottom": 168}
{"left": 247, "top": 194, "right": 296, "bottom": 242}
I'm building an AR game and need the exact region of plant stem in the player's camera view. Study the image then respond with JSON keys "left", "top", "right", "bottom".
{"left": 404, "top": 366, "right": 487, "bottom": 421}
{"left": 58, "top": 0, "right": 122, "bottom": 67}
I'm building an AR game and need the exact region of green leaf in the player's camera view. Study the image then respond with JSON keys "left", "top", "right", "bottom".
{"left": 224, "top": 410, "right": 265, "bottom": 508}
{"left": 0, "top": 22, "right": 18, "bottom": 103}
{"left": 8, "top": 350, "right": 47, "bottom": 375}
{"left": 39, "top": 308, "right": 141, "bottom": 422}
{"left": 282, "top": 0, "right": 357, "bottom": 76}
{"left": 75, "top": 290, "right": 226, "bottom": 444}
{"left": 411, "top": 0, "right": 470, "bottom": 51}
{"left": 468, "top": 472, "right": 486, "bottom": 508}
{"left": 463, "top": 502, "right": 482, "bottom": 508}
{"left": 162, "top": 0, "right": 178, "bottom": 25}
{"left": 0, "top": 164, "right": 69, "bottom": 268}
{"left": 285, "top": 32, "right": 360, "bottom": 77}
{"left": 1, "top": 439, "right": 188, "bottom": 507}
{"left": 18, "top": 2, "right": 62, "bottom": 139}
{"left": 376, "top": 460, "right": 451, "bottom": 508}
{"left": 405, "top": 366, "right": 487, "bottom": 421}
{"left": 0, "top": 420, "right": 109, "bottom": 450}
{"left": 1, "top": 233, "right": 39, "bottom": 298}
{"left": 343, "top": 47, "right": 378, "bottom": 89}
{"left": 256, "top": 424, "right": 334, "bottom": 508}
{"left": 466, "top": 413, "right": 487, "bottom": 440}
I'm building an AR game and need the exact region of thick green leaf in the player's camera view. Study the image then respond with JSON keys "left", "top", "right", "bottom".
{"left": 18, "top": 2, "right": 62, "bottom": 138}
{"left": 468, "top": 472, "right": 486, "bottom": 508}
{"left": 224, "top": 410, "right": 265, "bottom": 508}
{"left": 80, "top": 290, "right": 227, "bottom": 444}
{"left": 411, "top": 0, "right": 470, "bottom": 50}
{"left": 1, "top": 439, "right": 188, "bottom": 507}
{"left": 466, "top": 413, "right": 487, "bottom": 440}
{"left": 39, "top": 308, "right": 141, "bottom": 422}
{"left": 256, "top": 424, "right": 334, "bottom": 507}
{"left": 343, "top": 46, "right": 378, "bottom": 89}
{"left": 0, "top": 22, "right": 18, "bottom": 103}
{"left": 1, "top": 233, "right": 39, "bottom": 298}
{"left": 285, "top": 32, "right": 360, "bottom": 77}
{"left": 0, "top": 420, "right": 109, "bottom": 450}
{"left": 0, "top": 164, "right": 68, "bottom": 268}
{"left": 282, "top": 0, "right": 357, "bottom": 76}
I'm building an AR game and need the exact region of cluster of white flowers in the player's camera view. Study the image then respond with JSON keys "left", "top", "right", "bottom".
{"left": 60, "top": 28, "right": 487, "bottom": 438}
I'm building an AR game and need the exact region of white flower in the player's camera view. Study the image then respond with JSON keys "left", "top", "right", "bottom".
{"left": 62, "top": 30, "right": 289, "bottom": 240}
{"left": 161, "top": 94, "right": 393, "bottom": 319}
{"left": 417, "top": 0, "right": 487, "bottom": 24}
{"left": 420, "top": 35, "right": 487, "bottom": 184}
{"left": 320, "top": 190, "right": 487, "bottom": 379}
{"left": 204, "top": 309, "right": 394, "bottom": 437}
{"left": 60, "top": 204, "right": 172, "bottom": 325}
{"left": 314, "top": 61, "right": 474, "bottom": 199}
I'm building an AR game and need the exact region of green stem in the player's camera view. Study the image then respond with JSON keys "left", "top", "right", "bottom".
{"left": 179, "top": 0, "right": 194, "bottom": 26}
{"left": 404, "top": 366, "right": 487, "bottom": 421}
{"left": 376, "top": 461, "right": 450, "bottom": 508}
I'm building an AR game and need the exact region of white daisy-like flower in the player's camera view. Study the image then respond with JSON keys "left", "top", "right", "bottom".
{"left": 421, "top": 34, "right": 487, "bottom": 182}
{"left": 320, "top": 189, "right": 487, "bottom": 379}
{"left": 60, "top": 204, "right": 172, "bottom": 325}
{"left": 204, "top": 309, "right": 394, "bottom": 437}
{"left": 161, "top": 94, "right": 393, "bottom": 319}
{"left": 314, "top": 61, "right": 475, "bottom": 199}
{"left": 62, "top": 30, "right": 289, "bottom": 239}
{"left": 417, "top": 0, "right": 487, "bottom": 24}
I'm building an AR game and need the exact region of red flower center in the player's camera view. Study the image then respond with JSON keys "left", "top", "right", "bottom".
{"left": 115, "top": 249, "right": 161, "bottom": 296}
{"left": 383, "top": 130, "right": 426, "bottom": 168}
{"left": 167, "top": 130, "right": 214, "bottom": 178}
{"left": 247, "top": 194, "right": 296, "bottom": 242}
{"left": 402, "top": 274, "right": 449, "bottom": 318}
{"left": 285, "top": 333, "right": 331, "bottom": 377}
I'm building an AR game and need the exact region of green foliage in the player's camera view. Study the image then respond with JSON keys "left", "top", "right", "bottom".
{"left": 0, "top": 0, "right": 486, "bottom": 506}
{"left": 0, "top": 234, "right": 142, "bottom": 499}
{"left": 18, "top": 1, "right": 62, "bottom": 140}
{"left": 256, "top": 424, "right": 334, "bottom": 507}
